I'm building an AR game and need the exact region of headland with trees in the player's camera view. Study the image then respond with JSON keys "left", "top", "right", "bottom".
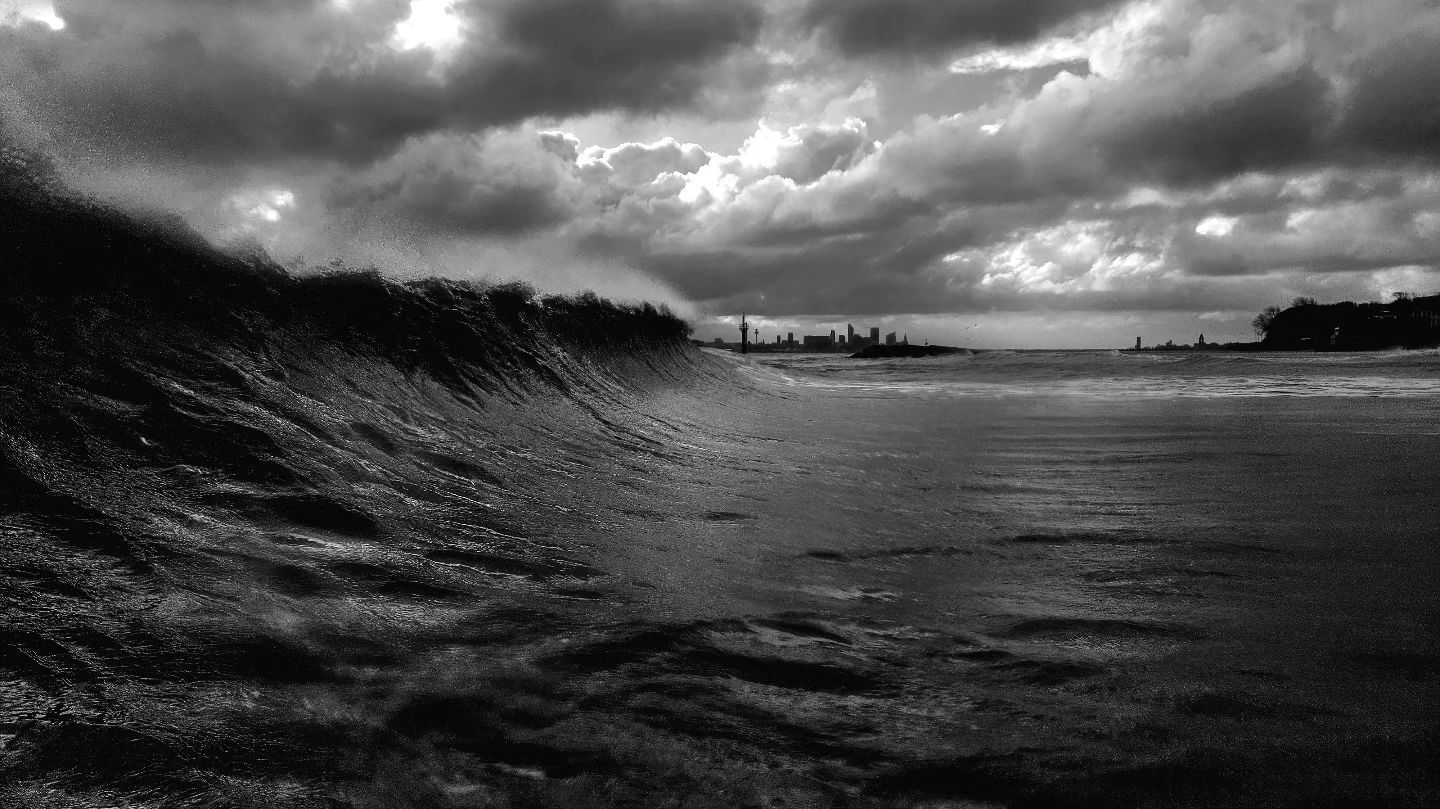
{"left": 1128, "top": 293, "right": 1440, "bottom": 352}
{"left": 1241, "top": 293, "right": 1440, "bottom": 351}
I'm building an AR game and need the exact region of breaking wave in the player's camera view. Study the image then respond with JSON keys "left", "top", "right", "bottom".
{"left": 0, "top": 146, "right": 785, "bottom": 808}
{"left": 5, "top": 147, "right": 1438, "bottom": 809}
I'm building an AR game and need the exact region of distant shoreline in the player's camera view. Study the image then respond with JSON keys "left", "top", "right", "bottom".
{"left": 1128, "top": 342, "right": 1437, "bottom": 353}
{"left": 701, "top": 343, "right": 1440, "bottom": 355}
{"left": 847, "top": 344, "right": 967, "bottom": 359}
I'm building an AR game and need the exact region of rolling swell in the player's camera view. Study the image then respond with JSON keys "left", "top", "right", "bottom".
{"left": 1, "top": 152, "right": 778, "bottom": 806}
{"left": 9, "top": 152, "right": 1438, "bottom": 808}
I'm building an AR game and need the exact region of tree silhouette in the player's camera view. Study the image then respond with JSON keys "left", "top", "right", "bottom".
{"left": 1252, "top": 305, "right": 1284, "bottom": 336}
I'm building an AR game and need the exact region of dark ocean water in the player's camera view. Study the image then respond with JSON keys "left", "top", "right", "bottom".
{"left": 3, "top": 177, "right": 1439, "bottom": 807}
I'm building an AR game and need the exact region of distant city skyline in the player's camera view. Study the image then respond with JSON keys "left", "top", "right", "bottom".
{"left": 701, "top": 311, "right": 1256, "bottom": 350}
{"left": 715, "top": 320, "right": 906, "bottom": 351}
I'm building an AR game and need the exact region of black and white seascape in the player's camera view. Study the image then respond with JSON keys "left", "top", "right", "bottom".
{"left": 3, "top": 1, "right": 1439, "bottom": 807}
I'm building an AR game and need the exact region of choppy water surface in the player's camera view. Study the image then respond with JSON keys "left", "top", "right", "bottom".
{"left": 5, "top": 299, "right": 1439, "bottom": 809}
{"left": 0, "top": 173, "right": 1435, "bottom": 808}
{"left": 761, "top": 348, "right": 1440, "bottom": 399}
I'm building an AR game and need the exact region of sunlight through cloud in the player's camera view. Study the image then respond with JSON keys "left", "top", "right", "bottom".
{"left": 0, "top": 0, "right": 64, "bottom": 30}
{"left": 1195, "top": 216, "right": 1239, "bottom": 238}
{"left": 392, "top": 0, "right": 464, "bottom": 53}
{"left": 948, "top": 35, "right": 1089, "bottom": 74}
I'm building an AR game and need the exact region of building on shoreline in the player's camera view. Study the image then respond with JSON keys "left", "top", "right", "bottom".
{"left": 706, "top": 319, "right": 898, "bottom": 353}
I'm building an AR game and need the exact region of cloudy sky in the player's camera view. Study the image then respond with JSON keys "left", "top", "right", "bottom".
{"left": 2, "top": 0, "right": 1437, "bottom": 347}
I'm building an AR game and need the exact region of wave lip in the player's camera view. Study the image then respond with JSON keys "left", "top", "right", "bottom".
{"left": 0, "top": 138, "right": 748, "bottom": 805}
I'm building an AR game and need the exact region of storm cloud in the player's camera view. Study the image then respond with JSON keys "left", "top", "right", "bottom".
{"left": 801, "top": 0, "right": 1128, "bottom": 58}
{"left": 2, "top": 0, "right": 1438, "bottom": 345}
{"left": 0, "top": 0, "right": 764, "bottom": 164}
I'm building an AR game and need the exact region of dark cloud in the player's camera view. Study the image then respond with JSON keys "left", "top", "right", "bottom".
{"left": 1100, "top": 67, "right": 1335, "bottom": 186}
{"left": 1175, "top": 186, "right": 1440, "bottom": 279}
{"left": 298, "top": 0, "right": 1440, "bottom": 318}
{"left": 593, "top": 139, "right": 711, "bottom": 185}
{"left": 6, "top": 0, "right": 1439, "bottom": 331}
{"left": 3, "top": 33, "right": 438, "bottom": 165}
{"left": 447, "top": 0, "right": 766, "bottom": 130}
{"left": 0, "top": 0, "right": 764, "bottom": 167}
{"left": 623, "top": 197, "right": 1064, "bottom": 315}
{"left": 702, "top": 182, "right": 938, "bottom": 250}
{"left": 326, "top": 131, "right": 580, "bottom": 236}
{"left": 1335, "top": 22, "right": 1440, "bottom": 161}
{"left": 5, "top": 1, "right": 426, "bottom": 164}
{"left": 643, "top": 239, "right": 964, "bottom": 316}
{"left": 802, "top": 0, "right": 1125, "bottom": 58}
{"left": 493, "top": 0, "right": 761, "bottom": 78}
{"left": 768, "top": 120, "right": 874, "bottom": 184}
